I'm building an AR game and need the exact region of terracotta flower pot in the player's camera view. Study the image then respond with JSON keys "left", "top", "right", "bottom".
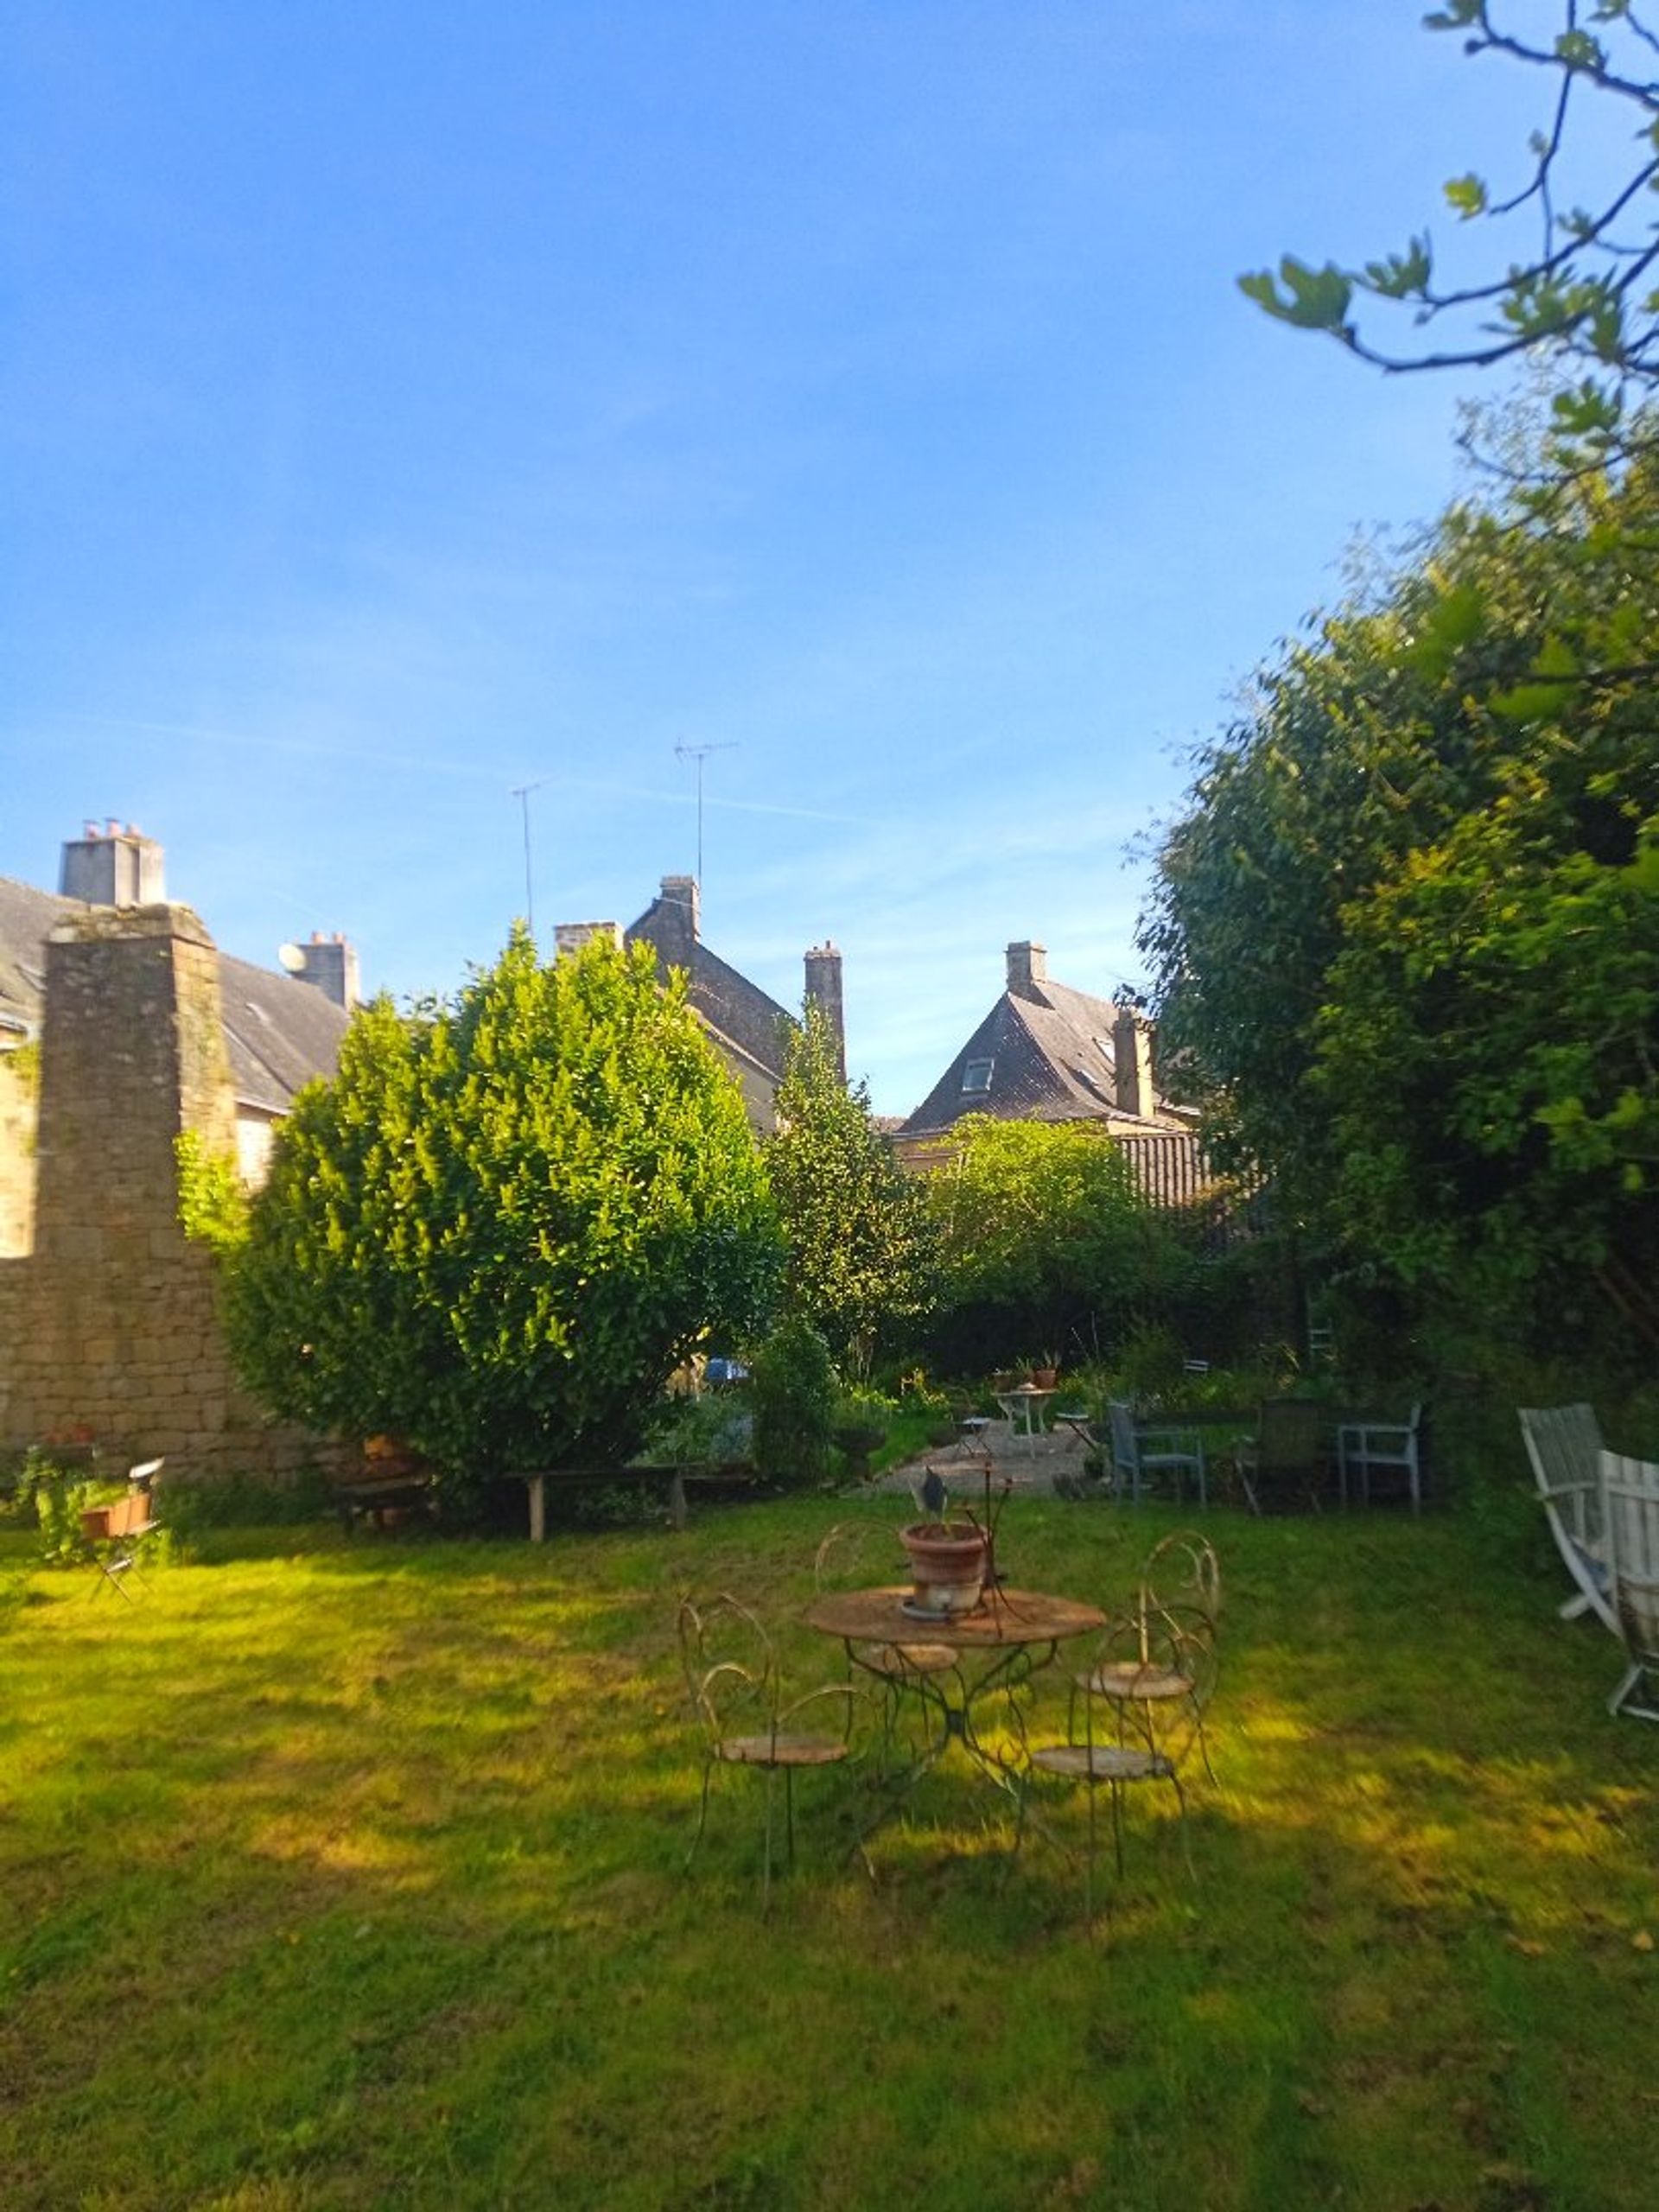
{"left": 899, "top": 1520, "right": 990, "bottom": 1616}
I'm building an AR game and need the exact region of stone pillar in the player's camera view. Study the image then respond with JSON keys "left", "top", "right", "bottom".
{"left": 2, "top": 903, "right": 340, "bottom": 1477}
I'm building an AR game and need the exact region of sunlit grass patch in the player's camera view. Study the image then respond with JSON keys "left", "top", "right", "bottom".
{"left": 2, "top": 1497, "right": 1655, "bottom": 2209}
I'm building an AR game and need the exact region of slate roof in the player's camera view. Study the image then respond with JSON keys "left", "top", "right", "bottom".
{"left": 0, "top": 874, "right": 349, "bottom": 1111}
{"left": 899, "top": 970, "right": 1184, "bottom": 1140}
{"left": 626, "top": 882, "right": 796, "bottom": 1126}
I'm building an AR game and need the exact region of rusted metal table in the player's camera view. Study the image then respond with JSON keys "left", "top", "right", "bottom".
{"left": 803, "top": 1585, "right": 1106, "bottom": 1823}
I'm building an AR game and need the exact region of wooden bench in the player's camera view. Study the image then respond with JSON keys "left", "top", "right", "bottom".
{"left": 514, "top": 1465, "right": 764, "bottom": 1538}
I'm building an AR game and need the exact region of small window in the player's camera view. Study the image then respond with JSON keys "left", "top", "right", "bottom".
{"left": 962, "top": 1057, "right": 994, "bottom": 1096}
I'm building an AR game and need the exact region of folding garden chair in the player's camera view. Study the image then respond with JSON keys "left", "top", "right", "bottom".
{"left": 84, "top": 1459, "right": 163, "bottom": 1599}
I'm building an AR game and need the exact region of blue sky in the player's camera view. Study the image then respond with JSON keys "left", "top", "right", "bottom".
{"left": 3, "top": 3, "right": 1552, "bottom": 1114}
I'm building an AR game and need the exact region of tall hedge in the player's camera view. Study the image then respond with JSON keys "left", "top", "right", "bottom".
{"left": 222, "top": 931, "right": 779, "bottom": 1505}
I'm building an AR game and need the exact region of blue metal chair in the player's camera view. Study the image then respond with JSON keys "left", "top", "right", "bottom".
{"left": 1107, "top": 1402, "right": 1207, "bottom": 1508}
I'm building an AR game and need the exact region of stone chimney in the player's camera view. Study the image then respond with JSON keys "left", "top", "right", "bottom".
{"left": 654, "top": 875, "right": 700, "bottom": 965}
{"left": 60, "top": 821, "right": 166, "bottom": 906}
{"left": 295, "top": 931, "right": 361, "bottom": 1011}
{"left": 554, "top": 920, "right": 623, "bottom": 960}
{"left": 803, "top": 941, "right": 845, "bottom": 1083}
{"left": 1006, "top": 941, "right": 1047, "bottom": 996}
{"left": 1112, "top": 1007, "right": 1156, "bottom": 1120}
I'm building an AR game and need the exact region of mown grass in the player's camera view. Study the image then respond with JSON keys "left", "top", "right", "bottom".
{"left": 2, "top": 1487, "right": 1654, "bottom": 2211}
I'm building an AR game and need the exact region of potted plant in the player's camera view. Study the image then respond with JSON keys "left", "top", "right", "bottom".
{"left": 898, "top": 1516, "right": 991, "bottom": 1616}
{"left": 1030, "top": 1351, "right": 1061, "bottom": 1390}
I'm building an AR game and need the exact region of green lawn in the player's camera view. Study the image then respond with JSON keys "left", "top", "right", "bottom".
{"left": 2, "top": 1490, "right": 1653, "bottom": 2211}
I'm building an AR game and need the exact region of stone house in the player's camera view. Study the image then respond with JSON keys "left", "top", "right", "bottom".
{"left": 895, "top": 939, "right": 1212, "bottom": 1211}
{"left": 0, "top": 825, "right": 357, "bottom": 1478}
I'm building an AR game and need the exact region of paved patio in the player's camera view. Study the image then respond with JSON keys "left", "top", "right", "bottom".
{"left": 860, "top": 1413, "right": 1098, "bottom": 1501}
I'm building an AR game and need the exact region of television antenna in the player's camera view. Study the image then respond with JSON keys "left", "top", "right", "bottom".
{"left": 674, "top": 741, "right": 738, "bottom": 887}
{"left": 509, "top": 780, "right": 545, "bottom": 937}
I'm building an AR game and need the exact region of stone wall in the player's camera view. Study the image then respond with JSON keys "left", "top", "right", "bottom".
{"left": 0, "top": 903, "right": 346, "bottom": 1480}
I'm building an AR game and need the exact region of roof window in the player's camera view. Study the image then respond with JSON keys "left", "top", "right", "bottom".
{"left": 962, "top": 1057, "right": 994, "bottom": 1096}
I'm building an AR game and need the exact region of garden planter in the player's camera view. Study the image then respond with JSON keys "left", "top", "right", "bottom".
{"left": 832, "top": 1423, "right": 886, "bottom": 1480}
{"left": 899, "top": 1520, "right": 991, "bottom": 1617}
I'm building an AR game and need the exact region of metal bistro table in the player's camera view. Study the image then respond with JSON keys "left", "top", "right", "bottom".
{"left": 802, "top": 1584, "right": 1106, "bottom": 1825}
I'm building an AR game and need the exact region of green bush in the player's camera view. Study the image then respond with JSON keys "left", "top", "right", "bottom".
{"left": 207, "top": 931, "right": 780, "bottom": 1520}
{"left": 747, "top": 1317, "right": 837, "bottom": 1487}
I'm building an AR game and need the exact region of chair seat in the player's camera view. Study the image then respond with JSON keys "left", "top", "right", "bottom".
{"left": 1029, "top": 1742, "right": 1173, "bottom": 1783}
{"left": 1077, "top": 1661, "right": 1194, "bottom": 1703}
{"left": 856, "top": 1640, "right": 957, "bottom": 1678}
{"left": 717, "top": 1732, "right": 851, "bottom": 1768}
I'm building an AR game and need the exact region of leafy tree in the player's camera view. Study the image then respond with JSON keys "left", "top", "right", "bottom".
{"left": 1242, "top": 2, "right": 1659, "bottom": 468}
{"left": 1141, "top": 446, "right": 1659, "bottom": 1356}
{"left": 922, "top": 1114, "right": 1187, "bottom": 1370}
{"left": 763, "top": 1006, "right": 936, "bottom": 1367}
{"left": 219, "top": 931, "right": 779, "bottom": 1506}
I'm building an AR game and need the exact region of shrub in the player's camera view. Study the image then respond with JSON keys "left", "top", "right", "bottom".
{"left": 747, "top": 1317, "right": 838, "bottom": 1487}
{"left": 206, "top": 931, "right": 781, "bottom": 1519}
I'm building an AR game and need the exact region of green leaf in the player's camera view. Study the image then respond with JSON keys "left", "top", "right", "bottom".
{"left": 1361, "top": 236, "right": 1433, "bottom": 299}
{"left": 1443, "top": 173, "right": 1488, "bottom": 219}
{"left": 1239, "top": 257, "right": 1352, "bottom": 332}
{"left": 1554, "top": 29, "right": 1606, "bottom": 68}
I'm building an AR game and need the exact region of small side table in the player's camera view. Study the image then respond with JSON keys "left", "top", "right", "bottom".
{"left": 996, "top": 1387, "right": 1056, "bottom": 1457}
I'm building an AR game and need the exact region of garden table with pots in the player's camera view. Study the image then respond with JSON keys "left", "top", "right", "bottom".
{"left": 802, "top": 1583, "right": 1106, "bottom": 1827}
{"left": 994, "top": 1385, "right": 1056, "bottom": 1457}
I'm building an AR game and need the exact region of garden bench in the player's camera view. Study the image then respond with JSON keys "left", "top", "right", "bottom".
{"left": 514, "top": 1465, "right": 763, "bottom": 1539}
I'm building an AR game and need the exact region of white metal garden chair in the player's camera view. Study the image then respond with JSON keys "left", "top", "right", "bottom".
{"left": 1337, "top": 1402, "right": 1423, "bottom": 1512}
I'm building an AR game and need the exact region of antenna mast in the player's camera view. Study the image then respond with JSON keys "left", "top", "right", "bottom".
{"left": 509, "top": 779, "right": 545, "bottom": 937}
{"left": 674, "top": 741, "right": 739, "bottom": 887}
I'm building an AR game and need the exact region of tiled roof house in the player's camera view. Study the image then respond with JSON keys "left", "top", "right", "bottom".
{"left": 896, "top": 939, "right": 1215, "bottom": 1214}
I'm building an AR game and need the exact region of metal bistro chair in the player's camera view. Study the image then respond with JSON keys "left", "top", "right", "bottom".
{"left": 813, "top": 1521, "right": 963, "bottom": 1765}
{"left": 677, "top": 1592, "right": 873, "bottom": 1906}
{"left": 84, "top": 1458, "right": 164, "bottom": 1599}
{"left": 1017, "top": 1596, "right": 1217, "bottom": 1914}
{"left": 1599, "top": 1452, "right": 1659, "bottom": 1724}
{"left": 1108, "top": 1402, "right": 1207, "bottom": 1509}
{"left": 1068, "top": 1531, "right": 1222, "bottom": 1784}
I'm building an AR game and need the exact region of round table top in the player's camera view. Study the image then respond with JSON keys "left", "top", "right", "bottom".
{"left": 804, "top": 1585, "right": 1106, "bottom": 1649}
